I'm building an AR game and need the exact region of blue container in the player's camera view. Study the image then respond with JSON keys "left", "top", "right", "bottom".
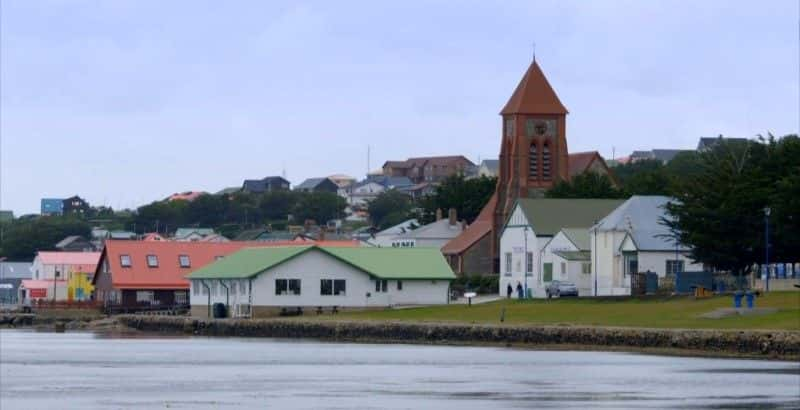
{"left": 733, "top": 292, "right": 743, "bottom": 308}
{"left": 745, "top": 292, "right": 755, "bottom": 309}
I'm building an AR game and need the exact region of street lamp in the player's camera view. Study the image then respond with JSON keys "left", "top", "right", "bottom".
{"left": 764, "top": 207, "right": 771, "bottom": 292}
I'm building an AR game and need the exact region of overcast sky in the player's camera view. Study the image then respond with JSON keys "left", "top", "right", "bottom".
{"left": 1, "top": 0, "right": 798, "bottom": 215}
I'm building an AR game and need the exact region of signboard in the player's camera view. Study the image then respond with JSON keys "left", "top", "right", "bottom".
{"left": 29, "top": 288, "right": 47, "bottom": 298}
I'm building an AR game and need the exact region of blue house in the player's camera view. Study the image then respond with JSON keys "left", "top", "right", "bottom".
{"left": 41, "top": 198, "right": 64, "bottom": 215}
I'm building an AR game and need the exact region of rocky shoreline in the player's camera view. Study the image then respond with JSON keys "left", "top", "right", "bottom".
{"left": 114, "top": 315, "right": 800, "bottom": 360}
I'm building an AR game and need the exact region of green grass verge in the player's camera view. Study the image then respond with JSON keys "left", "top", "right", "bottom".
{"left": 331, "top": 292, "right": 800, "bottom": 330}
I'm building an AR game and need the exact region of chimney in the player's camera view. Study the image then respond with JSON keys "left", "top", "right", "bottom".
{"left": 448, "top": 208, "right": 457, "bottom": 226}
{"left": 435, "top": 208, "right": 443, "bottom": 221}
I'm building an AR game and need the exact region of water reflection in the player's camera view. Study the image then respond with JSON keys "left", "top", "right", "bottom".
{"left": 1, "top": 329, "right": 798, "bottom": 410}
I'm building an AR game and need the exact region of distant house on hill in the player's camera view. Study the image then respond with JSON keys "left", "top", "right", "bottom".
{"left": 55, "top": 236, "right": 95, "bottom": 252}
{"left": 697, "top": 136, "right": 749, "bottom": 152}
{"left": 62, "top": 196, "right": 90, "bottom": 215}
{"left": 382, "top": 156, "right": 475, "bottom": 184}
{"left": 41, "top": 198, "right": 64, "bottom": 216}
{"left": 242, "top": 176, "right": 290, "bottom": 193}
{"left": 567, "top": 151, "right": 617, "bottom": 185}
{"left": 295, "top": 177, "right": 339, "bottom": 193}
{"left": 628, "top": 149, "right": 692, "bottom": 164}
{"left": 167, "top": 191, "right": 207, "bottom": 202}
{"left": 174, "top": 228, "right": 217, "bottom": 242}
{"left": 390, "top": 209, "right": 465, "bottom": 249}
{"left": 477, "top": 159, "right": 499, "bottom": 178}
{"left": 0, "top": 210, "right": 14, "bottom": 222}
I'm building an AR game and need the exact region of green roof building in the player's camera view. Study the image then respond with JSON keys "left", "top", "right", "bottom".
{"left": 187, "top": 246, "right": 455, "bottom": 318}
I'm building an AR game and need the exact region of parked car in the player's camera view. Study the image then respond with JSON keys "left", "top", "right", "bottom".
{"left": 545, "top": 281, "right": 578, "bottom": 298}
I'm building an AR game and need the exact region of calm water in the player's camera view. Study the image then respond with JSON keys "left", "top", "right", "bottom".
{"left": 1, "top": 330, "right": 798, "bottom": 409}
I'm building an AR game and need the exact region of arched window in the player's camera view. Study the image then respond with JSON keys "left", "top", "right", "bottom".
{"left": 529, "top": 144, "right": 538, "bottom": 178}
{"left": 542, "top": 143, "right": 551, "bottom": 179}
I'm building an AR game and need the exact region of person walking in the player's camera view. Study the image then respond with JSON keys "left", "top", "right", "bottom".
{"left": 516, "top": 282, "right": 524, "bottom": 299}
{"left": 506, "top": 283, "right": 513, "bottom": 299}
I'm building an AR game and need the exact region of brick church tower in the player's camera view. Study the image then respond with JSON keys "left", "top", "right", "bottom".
{"left": 494, "top": 60, "right": 569, "bottom": 241}
{"left": 442, "top": 59, "right": 571, "bottom": 274}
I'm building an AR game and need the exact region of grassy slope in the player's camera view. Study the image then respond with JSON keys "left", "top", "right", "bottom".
{"left": 332, "top": 292, "right": 800, "bottom": 330}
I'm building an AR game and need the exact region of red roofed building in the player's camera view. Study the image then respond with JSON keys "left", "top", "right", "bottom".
{"left": 92, "top": 240, "right": 357, "bottom": 312}
{"left": 568, "top": 151, "right": 617, "bottom": 185}
{"left": 382, "top": 156, "right": 475, "bottom": 184}
{"left": 27, "top": 251, "right": 101, "bottom": 301}
{"left": 167, "top": 191, "right": 207, "bottom": 202}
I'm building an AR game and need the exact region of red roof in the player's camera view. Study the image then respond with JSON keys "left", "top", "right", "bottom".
{"left": 500, "top": 61, "right": 568, "bottom": 115}
{"left": 36, "top": 251, "right": 100, "bottom": 273}
{"left": 441, "top": 192, "right": 497, "bottom": 255}
{"left": 95, "top": 239, "right": 358, "bottom": 290}
{"left": 167, "top": 191, "right": 207, "bottom": 202}
{"left": 568, "top": 151, "right": 602, "bottom": 177}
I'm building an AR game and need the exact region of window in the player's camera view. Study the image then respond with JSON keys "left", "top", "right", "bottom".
{"left": 193, "top": 282, "right": 199, "bottom": 296}
{"left": 624, "top": 253, "right": 638, "bottom": 276}
{"left": 334, "top": 280, "right": 346, "bottom": 296}
{"left": 561, "top": 262, "right": 567, "bottom": 275}
{"left": 202, "top": 283, "right": 208, "bottom": 295}
{"left": 215, "top": 255, "right": 224, "bottom": 261}
{"left": 230, "top": 281, "right": 237, "bottom": 295}
{"left": 505, "top": 252, "right": 512, "bottom": 275}
{"left": 529, "top": 144, "right": 538, "bottom": 178}
{"left": 526, "top": 252, "right": 533, "bottom": 275}
{"left": 397, "top": 280, "right": 403, "bottom": 291}
{"left": 179, "top": 255, "right": 191, "bottom": 268}
{"left": 321, "top": 279, "right": 333, "bottom": 295}
{"left": 505, "top": 118, "right": 514, "bottom": 137}
{"left": 666, "top": 260, "right": 684, "bottom": 275}
{"left": 276, "top": 279, "right": 300, "bottom": 295}
{"left": 147, "top": 255, "right": 159, "bottom": 268}
{"left": 289, "top": 279, "right": 301, "bottom": 295}
{"left": 136, "top": 290, "right": 154, "bottom": 303}
{"left": 582, "top": 262, "right": 592, "bottom": 274}
{"left": 375, "top": 279, "right": 388, "bottom": 293}
{"left": 175, "top": 291, "right": 187, "bottom": 304}
{"left": 120, "top": 255, "right": 132, "bottom": 267}
{"left": 542, "top": 143, "right": 551, "bottom": 179}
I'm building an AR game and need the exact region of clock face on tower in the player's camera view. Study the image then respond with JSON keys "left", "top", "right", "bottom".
{"left": 526, "top": 118, "right": 556, "bottom": 138}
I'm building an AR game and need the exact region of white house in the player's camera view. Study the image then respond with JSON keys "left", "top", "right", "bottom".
{"left": 590, "top": 196, "right": 703, "bottom": 296}
{"left": 362, "top": 219, "right": 419, "bottom": 247}
{"left": 540, "top": 228, "right": 593, "bottom": 296}
{"left": 187, "top": 246, "right": 455, "bottom": 318}
{"left": 389, "top": 209, "right": 464, "bottom": 249}
{"left": 498, "top": 198, "right": 624, "bottom": 298}
{"left": 345, "top": 181, "right": 385, "bottom": 207}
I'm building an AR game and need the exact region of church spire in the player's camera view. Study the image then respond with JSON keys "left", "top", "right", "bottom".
{"left": 500, "top": 60, "right": 568, "bottom": 115}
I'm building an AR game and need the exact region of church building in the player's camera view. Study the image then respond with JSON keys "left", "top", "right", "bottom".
{"left": 442, "top": 59, "right": 613, "bottom": 274}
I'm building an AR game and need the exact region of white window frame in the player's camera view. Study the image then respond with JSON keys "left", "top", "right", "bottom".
{"left": 120, "top": 255, "right": 132, "bottom": 267}
{"left": 146, "top": 255, "right": 159, "bottom": 268}
{"left": 179, "top": 255, "right": 191, "bottom": 268}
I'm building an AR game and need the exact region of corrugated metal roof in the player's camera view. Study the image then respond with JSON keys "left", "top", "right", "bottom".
{"left": 593, "top": 196, "right": 685, "bottom": 251}
{"left": 517, "top": 198, "right": 625, "bottom": 236}
{"left": 553, "top": 250, "right": 591, "bottom": 261}
{"left": 560, "top": 228, "right": 590, "bottom": 251}
{"left": 188, "top": 246, "right": 456, "bottom": 280}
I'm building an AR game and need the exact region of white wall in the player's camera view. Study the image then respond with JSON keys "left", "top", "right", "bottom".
{"left": 498, "top": 205, "right": 547, "bottom": 298}
{"left": 190, "top": 249, "right": 450, "bottom": 309}
{"left": 591, "top": 229, "right": 703, "bottom": 296}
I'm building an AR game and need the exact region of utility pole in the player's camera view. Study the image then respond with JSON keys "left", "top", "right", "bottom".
{"left": 764, "top": 207, "right": 771, "bottom": 292}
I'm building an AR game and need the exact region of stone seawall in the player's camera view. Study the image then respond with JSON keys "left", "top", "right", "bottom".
{"left": 116, "top": 315, "right": 800, "bottom": 360}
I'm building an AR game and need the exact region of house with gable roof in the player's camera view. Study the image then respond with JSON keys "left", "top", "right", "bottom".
{"left": 497, "top": 198, "right": 624, "bottom": 298}
{"left": 187, "top": 246, "right": 455, "bottom": 318}
{"left": 590, "top": 196, "right": 702, "bottom": 296}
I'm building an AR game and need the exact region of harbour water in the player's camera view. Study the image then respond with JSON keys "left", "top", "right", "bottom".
{"left": 1, "top": 329, "right": 798, "bottom": 409}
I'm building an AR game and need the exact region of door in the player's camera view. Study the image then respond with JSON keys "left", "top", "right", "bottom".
{"left": 543, "top": 263, "right": 553, "bottom": 282}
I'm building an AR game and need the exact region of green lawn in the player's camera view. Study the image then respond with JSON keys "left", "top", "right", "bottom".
{"left": 331, "top": 292, "right": 800, "bottom": 330}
